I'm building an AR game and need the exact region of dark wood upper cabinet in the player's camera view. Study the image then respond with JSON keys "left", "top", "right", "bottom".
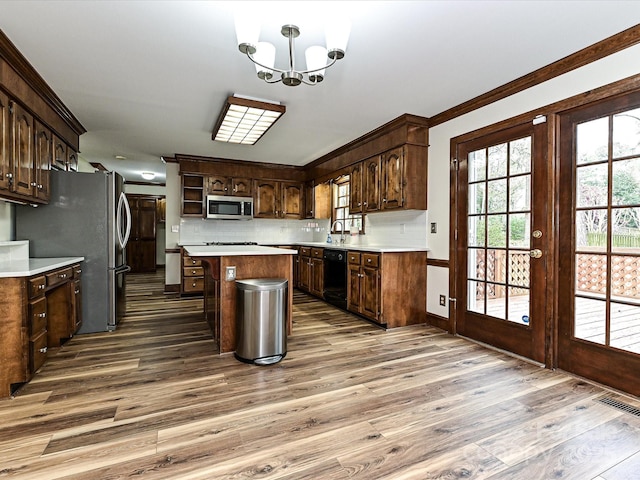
{"left": 52, "top": 134, "right": 67, "bottom": 170}
{"left": 381, "top": 146, "right": 404, "bottom": 210}
{"left": 34, "top": 120, "right": 51, "bottom": 201}
{"left": 253, "top": 179, "right": 278, "bottom": 217}
{"left": 281, "top": 182, "right": 302, "bottom": 219}
{"left": 208, "top": 175, "right": 252, "bottom": 196}
{"left": 12, "top": 102, "right": 34, "bottom": 198}
{"left": 349, "top": 163, "right": 363, "bottom": 213}
{"left": 363, "top": 156, "right": 381, "bottom": 212}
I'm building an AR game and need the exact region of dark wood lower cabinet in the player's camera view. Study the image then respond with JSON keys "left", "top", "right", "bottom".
{"left": 0, "top": 262, "right": 83, "bottom": 398}
{"left": 347, "top": 251, "right": 426, "bottom": 328}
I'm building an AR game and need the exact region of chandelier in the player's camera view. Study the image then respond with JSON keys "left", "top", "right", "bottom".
{"left": 235, "top": 19, "right": 351, "bottom": 86}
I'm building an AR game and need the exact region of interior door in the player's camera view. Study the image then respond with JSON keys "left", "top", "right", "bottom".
{"left": 454, "top": 121, "right": 549, "bottom": 363}
{"left": 558, "top": 92, "right": 640, "bottom": 396}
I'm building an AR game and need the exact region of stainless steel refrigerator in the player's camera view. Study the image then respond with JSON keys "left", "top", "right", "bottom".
{"left": 15, "top": 170, "right": 132, "bottom": 333}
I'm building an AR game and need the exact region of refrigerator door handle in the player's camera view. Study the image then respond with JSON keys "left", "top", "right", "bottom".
{"left": 113, "top": 264, "right": 132, "bottom": 274}
{"left": 117, "top": 192, "right": 132, "bottom": 249}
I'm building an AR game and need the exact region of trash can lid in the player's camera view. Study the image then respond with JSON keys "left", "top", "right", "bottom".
{"left": 236, "top": 278, "right": 288, "bottom": 291}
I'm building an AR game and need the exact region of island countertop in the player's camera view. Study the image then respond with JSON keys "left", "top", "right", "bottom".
{"left": 184, "top": 245, "right": 298, "bottom": 257}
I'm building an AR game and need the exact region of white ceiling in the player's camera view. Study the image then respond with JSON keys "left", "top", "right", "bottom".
{"left": 1, "top": 1, "right": 639, "bottom": 184}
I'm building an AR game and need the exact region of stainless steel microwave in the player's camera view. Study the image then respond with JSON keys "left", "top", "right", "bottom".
{"left": 206, "top": 195, "right": 253, "bottom": 220}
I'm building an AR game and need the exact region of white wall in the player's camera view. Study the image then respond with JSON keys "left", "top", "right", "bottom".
{"left": 165, "top": 163, "right": 181, "bottom": 285}
{"left": 426, "top": 43, "right": 640, "bottom": 318}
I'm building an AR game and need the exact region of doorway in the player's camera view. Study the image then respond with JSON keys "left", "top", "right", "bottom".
{"left": 452, "top": 121, "right": 549, "bottom": 364}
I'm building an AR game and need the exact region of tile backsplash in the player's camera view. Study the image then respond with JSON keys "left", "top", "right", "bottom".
{"left": 179, "top": 210, "right": 427, "bottom": 248}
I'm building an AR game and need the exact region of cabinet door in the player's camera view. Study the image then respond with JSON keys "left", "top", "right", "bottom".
{"left": 208, "top": 175, "right": 230, "bottom": 195}
{"left": 347, "top": 264, "right": 361, "bottom": 313}
{"left": 66, "top": 149, "right": 78, "bottom": 172}
{"left": 361, "top": 266, "right": 380, "bottom": 321}
{"left": 34, "top": 121, "right": 51, "bottom": 201}
{"left": 0, "top": 91, "right": 10, "bottom": 191}
{"left": 11, "top": 102, "right": 34, "bottom": 197}
{"left": 253, "top": 180, "right": 279, "bottom": 218}
{"left": 138, "top": 198, "right": 157, "bottom": 240}
{"left": 363, "top": 156, "right": 381, "bottom": 212}
{"left": 231, "top": 177, "right": 252, "bottom": 196}
{"left": 349, "top": 163, "right": 363, "bottom": 213}
{"left": 382, "top": 146, "right": 404, "bottom": 210}
{"left": 299, "top": 256, "right": 311, "bottom": 291}
{"left": 52, "top": 134, "right": 67, "bottom": 170}
{"left": 303, "top": 181, "right": 314, "bottom": 218}
{"left": 282, "top": 182, "right": 302, "bottom": 219}
{"left": 311, "top": 258, "right": 324, "bottom": 297}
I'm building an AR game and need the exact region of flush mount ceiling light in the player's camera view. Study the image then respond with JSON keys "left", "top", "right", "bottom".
{"left": 235, "top": 18, "right": 350, "bottom": 86}
{"left": 212, "top": 95, "right": 285, "bottom": 145}
{"left": 141, "top": 171, "right": 156, "bottom": 180}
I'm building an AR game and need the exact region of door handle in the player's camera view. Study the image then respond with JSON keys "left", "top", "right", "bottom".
{"left": 529, "top": 249, "right": 543, "bottom": 259}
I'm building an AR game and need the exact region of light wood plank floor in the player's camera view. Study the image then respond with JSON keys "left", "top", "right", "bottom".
{"left": 2, "top": 270, "right": 640, "bottom": 479}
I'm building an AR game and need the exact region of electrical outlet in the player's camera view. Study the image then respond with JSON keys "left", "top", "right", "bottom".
{"left": 439, "top": 295, "right": 446, "bottom": 306}
{"left": 171, "top": 225, "right": 179, "bottom": 233}
{"left": 225, "top": 266, "right": 236, "bottom": 281}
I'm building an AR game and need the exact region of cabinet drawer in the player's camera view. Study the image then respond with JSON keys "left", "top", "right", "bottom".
{"left": 72, "top": 264, "right": 82, "bottom": 278}
{"left": 183, "top": 256, "right": 202, "bottom": 267}
{"left": 46, "top": 267, "right": 73, "bottom": 287}
{"left": 299, "top": 247, "right": 311, "bottom": 257}
{"left": 29, "top": 276, "right": 46, "bottom": 298}
{"left": 183, "top": 267, "right": 204, "bottom": 277}
{"left": 29, "top": 297, "right": 47, "bottom": 336}
{"left": 30, "top": 330, "right": 47, "bottom": 374}
{"left": 311, "top": 248, "right": 324, "bottom": 258}
{"left": 183, "top": 277, "right": 204, "bottom": 292}
{"left": 347, "top": 252, "right": 361, "bottom": 265}
{"left": 362, "top": 253, "right": 380, "bottom": 268}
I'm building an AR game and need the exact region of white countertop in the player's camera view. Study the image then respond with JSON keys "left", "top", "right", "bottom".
{"left": 0, "top": 257, "right": 85, "bottom": 278}
{"left": 293, "top": 242, "right": 428, "bottom": 253}
{"left": 179, "top": 241, "right": 427, "bottom": 253}
{"left": 184, "top": 245, "right": 298, "bottom": 257}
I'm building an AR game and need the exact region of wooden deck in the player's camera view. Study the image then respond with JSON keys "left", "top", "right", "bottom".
{"left": 1, "top": 270, "right": 639, "bottom": 479}
{"left": 475, "top": 293, "right": 640, "bottom": 354}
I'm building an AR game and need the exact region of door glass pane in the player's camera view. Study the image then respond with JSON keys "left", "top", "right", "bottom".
{"left": 487, "top": 215, "right": 507, "bottom": 248}
{"left": 577, "top": 117, "right": 609, "bottom": 164}
{"left": 575, "top": 254, "right": 607, "bottom": 298}
{"left": 468, "top": 280, "right": 485, "bottom": 314}
{"left": 469, "top": 149, "right": 487, "bottom": 182}
{"left": 509, "top": 213, "right": 530, "bottom": 248}
{"left": 468, "top": 183, "right": 486, "bottom": 214}
{"left": 508, "top": 286, "right": 530, "bottom": 325}
{"left": 488, "top": 143, "right": 507, "bottom": 179}
{"left": 576, "top": 209, "right": 608, "bottom": 251}
{"left": 612, "top": 159, "right": 640, "bottom": 206}
{"left": 576, "top": 164, "right": 608, "bottom": 207}
{"left": 613, "top": 108, "right": 640, "bottom": 158}
{"left": 612, "top": 208, "right": 640, "bottom": 253}
{"left": 487, "top": 179, "right": 507, "bottom": 213}
{"left": 610, "top": 302, "right": 640, "bottom": 354}
{"left": 509, "top": 175, "right": 530, "bottom": 211}
{"left": 508, "top": 251, "right": 530, "bottom": 287}
{"left": 509, "top": 137, "right": 532, "bottom": 175}
{"left": 611, "top": 255, "right": 640, "bottom": 303}
{"left": 468, "top": 248, "right": 486, "bottom": 280}
{"left": 468, "top": 216, "right": 485, "bottom": 247}
{"left": 486, "top": 283, "right": 506, "bottom": 320}
{"left": 574, "top": 297, "right": 606, "bottom": 345}
{"left": 486, "top": 249, "right": 506, "bottom": 284}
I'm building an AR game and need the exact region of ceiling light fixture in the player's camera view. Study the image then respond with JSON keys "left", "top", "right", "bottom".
{"left": 235, "top": 18, "right": 350, "bottom": 86}
{"left": 141, "top": 172, "right": 156, "bottom": 180}
{"left": 212, "top": 95, "right": 285, "bottom": 145}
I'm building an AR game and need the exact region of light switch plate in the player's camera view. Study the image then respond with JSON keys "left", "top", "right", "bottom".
{"left": 171, "top": 225, "right": 179, "bottom": 233}
{"left": 226, "top": 266, "right": 236, "bottom": 281}
{"left": 430, "top": 222, "right": 437, "bottom": 234}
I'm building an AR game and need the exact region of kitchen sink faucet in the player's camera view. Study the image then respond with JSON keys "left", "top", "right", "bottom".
{"left": 330, "top": 220, "right": 345, "bottom": 244}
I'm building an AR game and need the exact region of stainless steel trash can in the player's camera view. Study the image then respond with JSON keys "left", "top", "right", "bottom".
{"left": 235, "top": 278, "right": 287, "bottom": 365}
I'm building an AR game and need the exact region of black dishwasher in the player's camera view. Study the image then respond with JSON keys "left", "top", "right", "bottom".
{"left": 323, "top": 249, "right": 347, "bottom": 310}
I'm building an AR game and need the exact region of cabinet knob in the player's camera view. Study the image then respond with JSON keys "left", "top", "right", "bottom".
{"left": 39, "top": 284, "right": 45, "bottom": 290}
{"left": 39, "top": 312, "right": 46, "bottom": 318}
{"left": 75, "top": 289, "right": 80, "bottom": 294}
{"left": 192, "top": 270, "right": 197, "bottom": 274}
{"left": 192, "top": 282, "right": 196, "bottom": 287}
{"left": 39, "top": 347, "right": 48, "bottom": 354}
{"left": 367, "top": 259, "right": 371, "bottom": 263}
{"left": 6, "top": 173, "right": 12, "bottom": 179}
{"left": 382, "top": 198, "right": 387, "bottom": 203}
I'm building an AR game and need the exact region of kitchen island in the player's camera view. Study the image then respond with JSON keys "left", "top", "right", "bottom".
{"left": 184, "top": 245, "right": 297, "bottom": 354}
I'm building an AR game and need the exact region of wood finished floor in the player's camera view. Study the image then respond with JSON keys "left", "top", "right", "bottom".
{"left": 2, "top": 271, "right": 640, "bottom": 479}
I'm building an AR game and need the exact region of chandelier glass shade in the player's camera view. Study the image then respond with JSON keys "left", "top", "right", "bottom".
{"left": 235, "top": 19, "right": 350, "bottom": 86}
